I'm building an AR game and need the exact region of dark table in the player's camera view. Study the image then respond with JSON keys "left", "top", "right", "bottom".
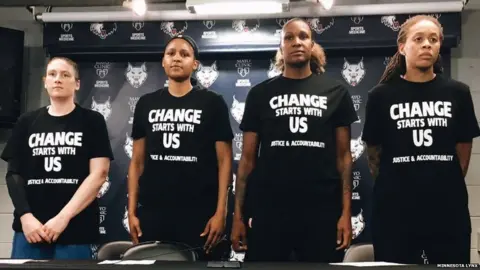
{"left": 0, "top": 260, "right": 471, "bottom": 270}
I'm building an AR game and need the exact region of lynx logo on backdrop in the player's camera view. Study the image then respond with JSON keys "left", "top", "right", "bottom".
{"left": 351, "top": 95, "right": 362, "bottom": 123}
{"left": 342, "top": 58, "right": 366, "bottom": 87}
{"left": 274, "top": 18, "right": 290, "bottom": 36}
{"left": 381, "top": 16, "right": 401, "bottom": 31}
{"left": 389, "top": 101, "right": 453, "bottom": 162}
{"left": 90, "top": 23, "right": 117, "bottom": 39}
{"left": 351, "top": 134, "right": 366, "bottom": 162}
{"left": 384, "top": 57, "right": 391, "bottom": 66}
{"left": 202, "top": 20, "right": 217, "bottom": 39}
{"left": 233, "top": 133, "right": 243, "bottom": 161}
{"left": 59, "top": 23, "right": 74, "bottom": 42}
{"left": 349, "top": 16, "right": 366, "bottom": 35}
{"left": 231, "top": 95, "right": 245, "bottom": 124}
{"left": 123, "top": 206, "right": 130, "bottom": 233}
{"left": 160, "top": 21, "right": 188, "bottom": 37}
{"left": 91, "top": 96, "right": 112, "bottom": 121}
{"left": 352, "top": 170, "right": 361, "bottom": 200}
{"left": 99, "top": 206, "right": 107, "bottom": 235}
{"left": 128, "top": 97, "right": 140, "bottom": 124}
{"left": 352, "top": 209, "right": 365, "bottom": 239}
{"left": 126, "top": 62, "right": 148, "bottom": 88}
{"left": 124, "top": 133, "right": 133, "bottom": 159}
{"left": 94, "top": 62, "right": 110, "bottom": 88}
{"left": 195, "top": 61, "right": 219, "bottom": 88}
{"left": 235, "top": 60, "right": 252, "bottom": 87}
{"left": 306, "top": 18, "right": 334, "bottom": 35}
{"left": 131, "top": 22, "right": 146, "bottom": 41}
{"left": 97, "top": 176, "right": 111, "bottom": 198}
{"left": 267, "top": 60, "right": 282, "bottom": 78}
{"left": 232, "top": 20, "right": 260, "bottom": 33}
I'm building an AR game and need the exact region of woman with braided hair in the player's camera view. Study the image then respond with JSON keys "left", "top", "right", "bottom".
{"left": 362, "top": 15, "right": 479, "bottom": 264}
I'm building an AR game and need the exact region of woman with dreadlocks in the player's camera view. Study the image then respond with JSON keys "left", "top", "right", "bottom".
{"left": 362, "top": 15, "right": 479, "bottom": 264}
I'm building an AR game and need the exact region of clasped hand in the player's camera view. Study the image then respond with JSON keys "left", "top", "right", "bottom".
{"left": 20, "top": 213, "right": 70, "bottom": 244}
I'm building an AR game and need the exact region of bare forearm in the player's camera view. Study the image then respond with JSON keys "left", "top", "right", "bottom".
{"left": 367, "top": 145, "right": 382, "bottom": 180}
{"left": 234, "top": 159, "right": 254, "bottom": 220}
{"left": 338, "top": 154, "right": 352, "bottom": 215}
{"left": 127, "top": 163, "right": 143, "bottom": 217}
{"left": 59, "top": 172, "right": 107, "bottom": 220}
{"left": 216, "top": 155, "right": 232, "bottom": 217}
{"left": 456, "top": 142, "right": 473, "bottom": 177}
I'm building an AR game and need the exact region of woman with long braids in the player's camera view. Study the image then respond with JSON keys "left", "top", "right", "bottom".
{"left": 362, "top": 15, "right": 479, "bottom": 264}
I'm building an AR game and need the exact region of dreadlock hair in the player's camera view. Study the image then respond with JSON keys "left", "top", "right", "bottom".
{"left": 379, "top": 15, "right": 444, "bottom": 84}
{"left": 274, "top": 18, "right": 327, "bottom": 74}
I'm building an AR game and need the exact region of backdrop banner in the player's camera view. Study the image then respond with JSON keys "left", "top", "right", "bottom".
{"left": 41, "top": 13, "right": 457, "bottom": 261}
{"left": 43, "top": 13, "right": 461, "bottom": 54}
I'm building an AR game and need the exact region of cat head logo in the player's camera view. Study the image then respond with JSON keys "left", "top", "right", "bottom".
{"left": 124, "top": 133, "right": 133, "bottom": 159}
{"left": 267, "top": 60, "right": 282, "bottom": 78}
{"left": 97, "top": 176, "right": 111, "bottom": 198}
{"left": 122, "top": 207, "right": 130, "bottom": 233}
{"left": 195, "top": 61, "right": 219, "bottom": 88}
{"left": 160, "top": 21, "right": 188, "bottom": 37}
{"left": 351, "top": 16, "right": 364, "bottom": 25}
{"left": 231, "top": 95, "right": 245, "bottom": 124}
{"left": 125, "top": 62, "right": 148, "bottom": 88}
{"left": 351, "top": 209, "right": 365, "bottom": 239}
{"left": 342, "top": 57, "right": 366, "bottom": 87}
{"left": 350, "top": 134, "right": 366, "bottom": 162}
{"left": 306, "top": 18, "right": 334, "bottom": 35}
{"left": 276, "top": 18, "right": 290, "bottom": 28}
{"left": 90, "top": 23, "right": 117, "bottom": 39}
{"left": 381, "top": 16, "right": 401, "bottom": 31}
{"left": 203, "top": 20, "right": 216, "bottom": 30}
{"left": 232, "top": 19, "right": 260, "bottom": 33}
{"left": 132, "top": 22, "right": 144, "bottom": 31}
{"left": 61, "top": 23, "right": 73, "bottom": 32}
{"left": 91, "top": 96, "right": 112, "bottom": 121}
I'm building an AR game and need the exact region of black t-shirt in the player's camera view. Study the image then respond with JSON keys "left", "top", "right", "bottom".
{"left": 131, "top": 86, "right": 233, "bottom": 216}
{"left": 1, "top": 105, "right": 114, "bottom": 244}
{"left": 362, "top": 75, "right": 480, "bottom": 233}
{"left": 240, "top": 74, "right": 358, "bottom": 213}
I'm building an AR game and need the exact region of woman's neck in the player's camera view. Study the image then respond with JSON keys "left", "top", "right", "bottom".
{"left": 168, "top": 79, "right": 193, "bottom": 97}
{"left": 48, "top": 98, "right": 76, "bottom": 116}
{"left": 283, "top": 64, "right": 312, "bottom": 79}
{"left": 403, "top": 67, "right": 436, "bottom": 83}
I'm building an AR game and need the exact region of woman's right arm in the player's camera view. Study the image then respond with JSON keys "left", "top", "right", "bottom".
{"left": 128, "top": 138, "right": 146, "bottom": 217}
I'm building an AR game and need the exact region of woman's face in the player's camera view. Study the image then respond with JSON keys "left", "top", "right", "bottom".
{"left": 400, "top": 19, "right": 441, "bottom": 71}
{"left": 162, "top": 39, "right": 199, "bottom": 82}
{"left": 44, "top": 59, "right": 79, "bottom": 99}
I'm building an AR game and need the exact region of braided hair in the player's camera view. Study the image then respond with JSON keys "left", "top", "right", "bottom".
{"left": 379, "top": 15, "right": 444, "bottom": 84}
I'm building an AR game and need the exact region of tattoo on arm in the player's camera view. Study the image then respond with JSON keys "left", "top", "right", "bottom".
{"left": 367, "top": 145, "right": 382, "bottom": 180}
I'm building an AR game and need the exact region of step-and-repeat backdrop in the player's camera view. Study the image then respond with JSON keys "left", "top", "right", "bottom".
{"left": 41, "top": 13, "right": 459, "bottom": 260}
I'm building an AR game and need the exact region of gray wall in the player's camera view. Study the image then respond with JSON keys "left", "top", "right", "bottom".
{"left": 0, "top": 6, "right": 479, "bottom": 262}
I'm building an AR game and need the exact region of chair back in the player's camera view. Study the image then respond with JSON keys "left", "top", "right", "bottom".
{"left": 343, "top": 244, "right": 374, "bottom": 262}
{"left": 122, "top": 241, "right": 197, "bottom": 261}
{"left": 97, "top": 241, "right": 133, "bottom": 260}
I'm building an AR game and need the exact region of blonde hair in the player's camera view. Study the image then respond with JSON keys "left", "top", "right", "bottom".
{"left": 274, "top": 42, "right": 327, "bottom": 74}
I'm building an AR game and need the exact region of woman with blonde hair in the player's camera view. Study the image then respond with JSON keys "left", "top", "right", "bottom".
{"left": 231, "top": 18, "right": 357, "bottom": 262}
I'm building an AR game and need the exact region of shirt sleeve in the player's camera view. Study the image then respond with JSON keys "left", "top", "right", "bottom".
{"left": 1, "top": 114, "right": 29, "bottom": 173}
{"left": 455, "top": 85, "right": 480, "bottom": 142}
{"left": 88, "top": 112, "right": 114, "bottom": 160}
{"left": 332, "top": 86, "right": 359, "bottom": 127}
{"left": 361, "top": 88, "right": 383, "bottom": 145}
{"left": 239, "top": 86, "right": 261, "bottom": 133}
{"left": 131, "top": 96, "right": 146, "bottom": 140}
{"left": 211, "top": 94, "right": 234, "bottom": 142}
